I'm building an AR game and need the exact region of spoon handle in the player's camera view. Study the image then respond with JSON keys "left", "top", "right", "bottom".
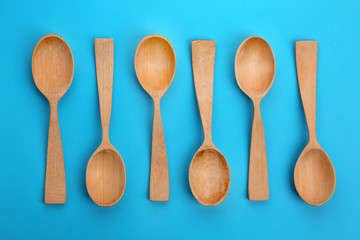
{"left": 45, "top": 102, "right": 66, "bottom": 204}
{"left": 248, "top": 99, "right": 269, "bottom": 201}
{"left": 191, "top": 40, "right": 216, "bottom": 146}
{"left": 95, "top": 39, "right": 114, "bottom": 142}
{"left": 296, "top": 41, "right": 318, "bottom": 144}
{"left": 150, "top": 99, "right": 169, "bottom": 201}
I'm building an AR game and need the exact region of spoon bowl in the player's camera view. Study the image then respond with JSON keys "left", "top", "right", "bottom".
{"left": 32, "top": 34, "right": 74, "bottom": 100}
{"left": 135, "top": 35, "right": 176, "bottom": 97}
{"left": 235, "top": 36, "right": 275, "bottom": 98}
{"left": 294, "top": 147, "right": 335, "bottom": 206}
{"left": 189, "top": 147, "right": 230, "bottom": 206}
{"left": 86, "top": 147, "right": 126, "bottom": 206}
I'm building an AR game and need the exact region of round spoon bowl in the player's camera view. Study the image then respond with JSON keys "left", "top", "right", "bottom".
{"left": 32, "top": 34, "right": 74, "bottom": 100}
{"left": 294, "top": 148, "right": 336, "bottom": 206}
{"left": 189, "top": 148, "right": 230, "bottom": 206}
{"left": 135, "top": 35, "right": 176, "bottom": 96}
{"left": 235, "top": 36, "right": 275, "bottom": 98}
{"left": 86, "top": 148, "right": 126, "bottom": 207}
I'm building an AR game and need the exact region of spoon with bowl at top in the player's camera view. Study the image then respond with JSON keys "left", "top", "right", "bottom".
{"left": 235, "top": 36, "right": 275, "bottom": 201}
{"left": 32, "top": 34, "right": 74, "bottom": 204}
{"left": 294, "top": 41, "right": 336, "bottom": 206}
{"left": 86, "top": 39, "right": 126, "bottom": 207}
{"left": 135, "top": 35, "right": 176, "bottom": 201}
{"left": 189, "top": 40, "right": 230, "bottom": 206}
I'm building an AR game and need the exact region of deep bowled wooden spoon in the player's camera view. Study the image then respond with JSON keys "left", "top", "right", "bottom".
{"left": 189, "top": 40, "right": 230, "bottom": 206}
{"left": 86, "top": 39, "right": 126, "bottom": 207}
{"left": 294, "top": 41, "right": 336, "bottom": 206}
{"left": 32, "top": 34, "right": 74, "bottom": 204}
{"left": 235, "top": 36, "right": 275, "bottom": 201}
{"left": 135, "top": 35, "right": 176, "bottom": 201}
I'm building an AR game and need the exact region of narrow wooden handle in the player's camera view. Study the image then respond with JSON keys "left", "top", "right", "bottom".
{"left": 95, "top": 39, "right": 114, "bottom": 142}
{"left": 248, "top": 101, "right": 269, "bottom": 200}
{"left": 191, "top": 40, "right": 216, "bottom": 146}
{"left": 150, "top": 100, "right": 169, "bottom": 201}
{"left": 45, "top": 102, "right": 66, "bottom": 204}
{"left": 296, "top": 41, "right": 318, "bottom": 143}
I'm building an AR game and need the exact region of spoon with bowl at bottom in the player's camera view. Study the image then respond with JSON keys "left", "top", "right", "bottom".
{"left": 294, "top": 41, "right": 336, "bottom": 206}
{"left": 86, "top": 39, "right": 126, "bottom": 207}
{"left": 189, "top": 40, "right": 230, "bottom": 206}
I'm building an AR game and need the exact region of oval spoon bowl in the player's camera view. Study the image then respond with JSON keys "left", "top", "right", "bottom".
{"left": 135, "top": 35, "right": 176, "bottom": 96}
{"left": 86, "top": 147, "right": 126, "bottom": 207}
{"left": 235, "top": 36, "right": 275, "bottom": 97}
{"left": 294, "top": 147, "right": 336, "bottom": 206}
{"left": 189, "top": 147, "right": 230, "bottom": 206}
{"left": 32, "top": 34, "right": 74, "bottom": 100}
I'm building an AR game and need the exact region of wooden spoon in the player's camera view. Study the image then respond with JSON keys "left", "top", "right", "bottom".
{"left": 294, "top": 41, "right": 336, "bottom": 206}
{"left": 134, "top": 35, "right": 176, "bottom": 201}
{"left": 32, "top": 34, "right": 74, "bottom": 204}
{"left": 235, "top": 36, "right": 275, "bottom": 201}
{"left": 86, "top": 39, "right": 126, "bottom": 207}
{"left": 189, "top": 40, "right": 230, "bottom": 206}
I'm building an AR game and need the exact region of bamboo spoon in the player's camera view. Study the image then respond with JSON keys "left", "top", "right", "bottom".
{"left": 235, "top": 36, "right": 275, "bottom": 201}
{"left": 294, "top": 41, "right": 336, "bottom": 206}
{"left": 189, "top": 40, "right": 230, "bottom": 206}
{"left": 32, "top": 34, "right": 74, "bottom": 204}
{"left": 86, "top": 39, "right": 126, "bottom": 207}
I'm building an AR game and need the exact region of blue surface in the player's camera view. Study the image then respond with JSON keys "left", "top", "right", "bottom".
{"left": 0, "top": 0, "right": 359, "bottom": 239}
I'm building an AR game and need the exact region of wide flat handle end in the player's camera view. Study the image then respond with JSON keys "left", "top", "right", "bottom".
{"left": 95, "top": 38, "right": 114, "bottom": 48}
{"left": 191, "top": 40, "right": 216, "bottom": 144}
{"left": 296, "top": 40, "right": 318, "bottom": 142}
{"left": 191, "top": 40, "right": 215, "bottom": 49}
{"left": 95, "top": 38, "right": 114, "bottom": 141}
{"left": 296, "top": 40, "right": 317, "bottom": 48}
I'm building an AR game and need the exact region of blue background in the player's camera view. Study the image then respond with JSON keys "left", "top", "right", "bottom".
{"left": 0, "top": 0, "right": 359, "bottom": 239}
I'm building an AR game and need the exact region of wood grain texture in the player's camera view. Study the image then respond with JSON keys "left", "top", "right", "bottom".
{"left": 32, "top": 34, "right": 74, "bottom": 204}
{"left": 235, "top": 36, "right": 275, "bottom": 201}
{"left": 189, "top": 40, "right": 230, "bottom": 206}
{"left": 86, "top": 39, "right": 126, "bottom": 207}
{"left": 134, "top": 35, "right": 176, "bottom": 201}
{"left": 294, "top": 41, "right": 336, "bottom": 206}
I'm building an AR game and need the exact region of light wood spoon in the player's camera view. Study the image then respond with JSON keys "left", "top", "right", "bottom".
{"left": 86, "top": 39, "right": 126, "bottom": 207}
{"left": 32, "top": 34, "right": 74, "bottom": 204}
{"left": 294, "top": 41, "right": 336, "bottom": 206}
{"left": 135, "top": 35, "right": 176, "bottom": 201}
{"left": 235, "top": 36, "right": 275, "bottom": 201}
{"left": 189, "top": 40, "right": 230, "bottom": 206}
